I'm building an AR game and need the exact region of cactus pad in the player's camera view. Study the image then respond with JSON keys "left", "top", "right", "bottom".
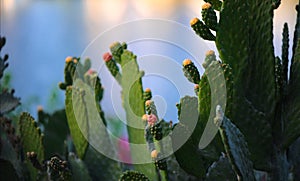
{"left": 216, "top": 106, "right": 255, "bottom": 180}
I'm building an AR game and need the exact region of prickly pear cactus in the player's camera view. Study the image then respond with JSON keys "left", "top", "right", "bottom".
{"left": 188, "top": 0, "right": 300, "bottom": 180}
{"left": 284, "top": 3, "right": 300, "bottom": 148}
{"left": 119, "top": 170, "right": 150, "bottom": 181}
{"left": 0, "top": 139, "right": 22, "bottom": 180}
{"left": 205, "top": 154, "right": 236, "bottom": 181}
{"left": 19, "top": 113, "right": 44, "bottom": 180}
{"left": 203, "top": 0, "right": 222, "bottom": 11}
{"left": 105, "top": 42, "right": 156, "bottom": 180}
{"left": 172, "top": 96, "right": 208, "bottom": 178}
{"left": 215, "top": 106, "right": 255, "bottom": 180}
{"left": 61, "top": 56, "right": 122, "bottom": 180}
{"left": 212, "top": 0, "right": 276, "bottom": 170}
{"left": 1, "top": 0, "right": 299, "bottom": 180}
{"left": 65, "top": 86, "right": 88, "bottom": 159}
{"left": 68, "top": 153, "right": 92, "bottom": 181}
{"left": 37, "top": 109, "right": 70, "bottom": 159}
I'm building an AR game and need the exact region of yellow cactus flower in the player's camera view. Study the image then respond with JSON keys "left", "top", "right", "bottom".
{"left": 183, "top": 59, "right": 192, "bottom": 66}
{"left": 145, "top": 88, "right": 151, "bottom": 92}
{"left": 190, "top": 17, "right": 200, "bottom": 26}
{"left": 202, "top": 3, "right": 212, "bottom": 10}
{"left": 65, "top": 56, "right": 73, "bottom": 63}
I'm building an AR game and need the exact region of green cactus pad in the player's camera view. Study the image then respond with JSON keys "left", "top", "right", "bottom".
{"left": 65, "top": 87, "right": 88, "bottom": 159}
{"left": 110, "top": 42, "right": 127, "bottom": 64}
{"left": 145, "top": 100, "right": 158, "bottom": 118}
{"left": 216, "top": 106, "right": 255, "bottom": 180}
{"left": 42, "top": 109, "right": 70, "bottom": 159}
{"left": 83, "top": 146, "right": 121, "bottom": 181}
{"left": 83, "top": 71, "right": 104, "bottom": 102}
{"left": 217, "top": 0, "right": 276, "bottom": 115}
{"left": 216, "top": 0, "right": 276, "bottom": 170}
{"left": 202, "top": 4, "right": 218, "bottom": 31}
{"left": 119, "top": 170, "right": 150, "bottom": 181}
{"left": 284, "top": 39, "right": 300, "bottom": 148}
{"left": 204, "top": 0, "right": 222, "bottom": 11}
{"left": 288, "top": 138, "right": 300, "bottom": 180}
{"left": 150, "top": 122, "right": 163, "bottom": 141}
{"left": 0, "top": 90, "right": 20, "bottom": 115}
{"left": 172, "top": 96, "right": 219, "bottom": 178}
{"left": 19, "top": 112, "right": 45, "bottom": 180}
{"left": 68, "top": 153, "right": 92, "bottom": 181}
{"left": 198, "top": 59, "right": 233, "bottom": 152}
{"left": 182, "top": 59, "right": 201, "bottom": 84}
{"left": 284, "top": 3, "right": 300, "bottom": 148}
{"left": 190, "top": 18, "right": 216, "bottom": 41}
{"left": 282, "top": 23, "right": 289, "bottom": 84}
{"left": 59, "top": 58, "right": 77, "bottom": 90}
{"left": 83, "top": 58, "right": 91, "bottom": 74}
{"left": 0, "top": 139, "right": 22, "bottom": 179}
{"left": 143, "top": 89, "right": 152, "bottom": 101}
{"left": 19, "top": 113, "right": 44, "bottom": 162}
{"left": 106, "top": 58, "right": 119, "bottom": 75}
{"left": 0, "top": 159, "right": 19, "bottom": 181}
{"left": 66, "top": 79, "right": 122, "bottom": 180}
{"left": 118, "top": 48, "right": 157, "bottom": 179}
{"left": 275, "top": 57, "right": 283, "bottom": 96}
{"left": 205, "top": 155, "right": 237, "bottom": 181}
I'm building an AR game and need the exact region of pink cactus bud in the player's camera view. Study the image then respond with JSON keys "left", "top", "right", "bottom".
{"left": 103, "top": 52, "right": 113, "bottom": 62}
{"left": 147, "top": 114, "right": 157, "bottom": 126}
{"left": 118, "top": 136, "right": 132, "bottom": 163}
{"left": 87, "top": 69, "right": 96, "bottom": 75}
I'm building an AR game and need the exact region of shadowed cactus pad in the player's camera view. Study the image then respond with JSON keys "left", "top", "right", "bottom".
{"left": 216, "top": 106, "right": 255, "bottom": 180}
{"left": 204, "top": 0, "right": 222, "bottom": 11}
{"left": 190, "top": 18, "right": 216, "bottom": 41}
{"left": 182, "top": 59, "right": 201, "bottom": 84}
{"left": 201, "top": 3, "right": 218, "bottom": 31}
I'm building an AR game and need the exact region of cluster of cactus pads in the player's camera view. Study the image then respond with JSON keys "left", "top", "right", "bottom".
{"left": 1, "top": 0, "right": 300, "bottom": 180}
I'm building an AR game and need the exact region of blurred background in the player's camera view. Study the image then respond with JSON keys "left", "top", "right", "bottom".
{"left": 0, "top": 0, "right": 298, "bottom": 123}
